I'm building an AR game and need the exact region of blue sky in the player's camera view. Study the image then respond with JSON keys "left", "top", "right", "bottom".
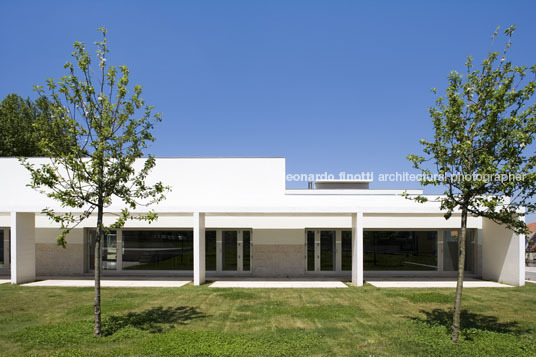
{"left": 1, "top": 0, "right": 535, "bottom": 220}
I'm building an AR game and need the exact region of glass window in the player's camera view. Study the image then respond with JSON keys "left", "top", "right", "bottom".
{"left": 243, "top": 231, "right": 251, "bottom": 271}
{"left": 306, "top": 230, "right": 315, "bottom": 271}
{"left": 205, "top": 231, "right": 217, "bottom": 271}
{"left": 0, "top": 229, "right": 4, "bottom": 267}
{"left": 222, "top": 231, "right": 237, "bottom": 271}
{"left": 122, "top": 230, "right": 193, "bottom": 270}
{"left": 443, "top": 230, "right": 474, "bottom": 272}
{"left": 341, "top": 230, "right": 352, "bottom": 271}
{"left": 88, "top": 230, "right": 117, "bottom": 270}
{"left": 364, "top": 231, "right": 438, "bottom": 271}
{"left": 320, "top": 230, "right": 336, "bottom": 271}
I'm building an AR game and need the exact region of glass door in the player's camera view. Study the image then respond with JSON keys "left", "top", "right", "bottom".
{"left": 242, "top": 230, "right": 251, "bottom": 271}
{"left": 0, "top": 229, "right": 4, "bottom": 268}
{"left": 205, "top": 231, "right": 217, "bottom": 271}
{"left": 306, "top": 230, "right": 315, "bottom": 271}
{"left": 320, "top": 230, "right": 336, "bottom": 271}
{"left": 443, "top": 230, "right": 474, "bottom": 272}
{"left": 341, "top": 231, "right": 352, "bottom": 271}
{"left": 88, "top": 230, "right": 117, "bottom": 270}
{"left": 222, "top": 230, "right": 238, "bottom": 271}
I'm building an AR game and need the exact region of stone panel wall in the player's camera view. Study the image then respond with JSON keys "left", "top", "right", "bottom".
{"left": 252, "top": 244, "right": 304, "bottom": 276}
{"left": 36, "top": 243, "right": 85, "bottom": 275}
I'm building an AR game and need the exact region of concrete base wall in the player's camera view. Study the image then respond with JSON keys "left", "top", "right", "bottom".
{"left": 252, "top": 245, "right": 305, "bottom": 276}
{"left": 482, "top": 219, "right": 524, "bottom": 286}
{"left": 36, "top": 243, "right": 85, "bottom": 275}
{"left": 35, "top": 228, "right": 85, "bottom": 275}
{"left": 251, "top": 229, "right": 304, "bottom": 276}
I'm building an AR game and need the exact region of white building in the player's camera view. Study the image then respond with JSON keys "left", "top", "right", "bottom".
{"left": 0, "top": 157, "right": 526, "bottom": 286}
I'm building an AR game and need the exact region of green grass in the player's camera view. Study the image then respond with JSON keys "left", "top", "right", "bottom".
{"left": 0, "top": 282, "right": 535, "bottom": 356}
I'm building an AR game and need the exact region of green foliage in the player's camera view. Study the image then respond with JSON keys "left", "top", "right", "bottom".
{"left": 20, "top": 27, "right": 170, "bottom": 247}
{"left": 408, "top": 25, "right": 536, "bottom": 234}
{"left": 0, "top": 94, "right": 61, "bottom": 157}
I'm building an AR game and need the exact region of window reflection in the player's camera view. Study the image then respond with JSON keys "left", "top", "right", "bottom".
{"left": 222, "top": 231, "right": 237, "bottom": 271}
{"left": 341, "top": 231, "right": 352, "bottom": 271}
{"left": 122, "top": 230, "right": 193, "bottom": 270}
{"left": 364, "top": 231, "right": 437, "bottom": 271}
{"left": 88, "top": 230, "right": 117, "bottom": 270}
{"left": 320, "top": 230, "right": 336, "bottom": 271}
{"left": 0, "top": 230, "right": 4, "bottom": 267}
{"left": 443, "top": 230, "right": 474, "bottom": 272}
{"left": 243, "top": 231, "right": 251, "bottom": 271}
{"left": 306, "top": 231, "right": 315, "bottom": 271}
{"left": 206, "top": 230, "right": 216, "bottom": 271}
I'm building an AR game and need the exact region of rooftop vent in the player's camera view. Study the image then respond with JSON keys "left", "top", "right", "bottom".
{"left": 314, "top": 179, "right": 371, "bottom": 190}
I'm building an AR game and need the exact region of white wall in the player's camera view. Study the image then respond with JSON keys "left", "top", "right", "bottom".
{"left": 0, "top": 158, "right": 287, "bottom": 212}
{"left": 0, "top": 158, "right": 489, "bottom": 218}
{"left": 253, "top": 229, "right": 303, "bottom": 245}
{"left": 482, "top": 219, "right": 525, "bottom": 286}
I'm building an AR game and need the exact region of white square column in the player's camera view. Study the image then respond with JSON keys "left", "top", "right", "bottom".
{"left": 193, "top": 212, "right": 206, "bottom": 285}
{"left": 516, "top": 232, "right": 526, "bottom": 287}
{"left": 351, "top": 212, "right": 364, "bottom": 286}
{"left": 10, "top": 212, "right": 36, "bottom": 284}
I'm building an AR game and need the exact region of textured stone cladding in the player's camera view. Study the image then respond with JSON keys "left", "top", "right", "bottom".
{"left": 36, "top": 243, "right": 84, "bottom": 275}
{"left": 252, "top": 244, "right": 305, "bottom": 276}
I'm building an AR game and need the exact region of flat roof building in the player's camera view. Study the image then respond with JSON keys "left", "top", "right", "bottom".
{"left": 0, "top": 158, "right": 526, "bottom": 286}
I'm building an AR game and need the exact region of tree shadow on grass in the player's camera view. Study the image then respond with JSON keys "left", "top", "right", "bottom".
{"left": 410, "top": 309, "right": 531, "bottom": 339}
{"left": 102, "top": 306, "right": 206, "bottom": 336}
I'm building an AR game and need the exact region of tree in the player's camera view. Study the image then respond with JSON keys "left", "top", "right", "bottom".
{"left": 21, "top": 27, "right": 169, "bottom": 336}
{"left": 407, "top": 25, "right": 536, "bottom": 343}
{"left": 0, "top": 94, "right": 56, "bottom": 156}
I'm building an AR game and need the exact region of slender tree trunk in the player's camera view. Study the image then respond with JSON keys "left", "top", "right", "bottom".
{"left": 451, "top": 207, "right": 467, "bottom": 343}
{"left": 94, "top": 200, "right": 103, "bottom": 336}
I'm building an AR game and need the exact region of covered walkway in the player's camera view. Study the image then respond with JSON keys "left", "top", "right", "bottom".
{"left": 210, "top": 279, "right": 347, "bottom": 288}
{"left": 366, "top": 277, "right": 512, "bottom": 288}
{"left": 19, "top": 276, "right": 190, "bottom": 288}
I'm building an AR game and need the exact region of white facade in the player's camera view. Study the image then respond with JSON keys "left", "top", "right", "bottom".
{"left": 0, "top": 157, "right": 525, "bottom": 286}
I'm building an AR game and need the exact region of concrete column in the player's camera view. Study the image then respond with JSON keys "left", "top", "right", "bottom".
{"left": 516, "top": 232, "right": 526, "bottom": 287}
{"left": 193, "top": 212, "right": 206, "bottom": 285}
{"left": 352, "top": 212, "right": 364, "bottom": 286}
{"left": 10, "top": 212, "right": 36, "bottom": 284}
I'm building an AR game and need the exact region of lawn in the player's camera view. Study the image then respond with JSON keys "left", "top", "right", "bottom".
{"left": 0, "top": 282, "right": 535, "bottom": 356}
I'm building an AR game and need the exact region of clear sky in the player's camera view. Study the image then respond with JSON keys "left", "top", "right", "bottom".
{"left": 1, "top": 1, "right": 535, "bottom": 219}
